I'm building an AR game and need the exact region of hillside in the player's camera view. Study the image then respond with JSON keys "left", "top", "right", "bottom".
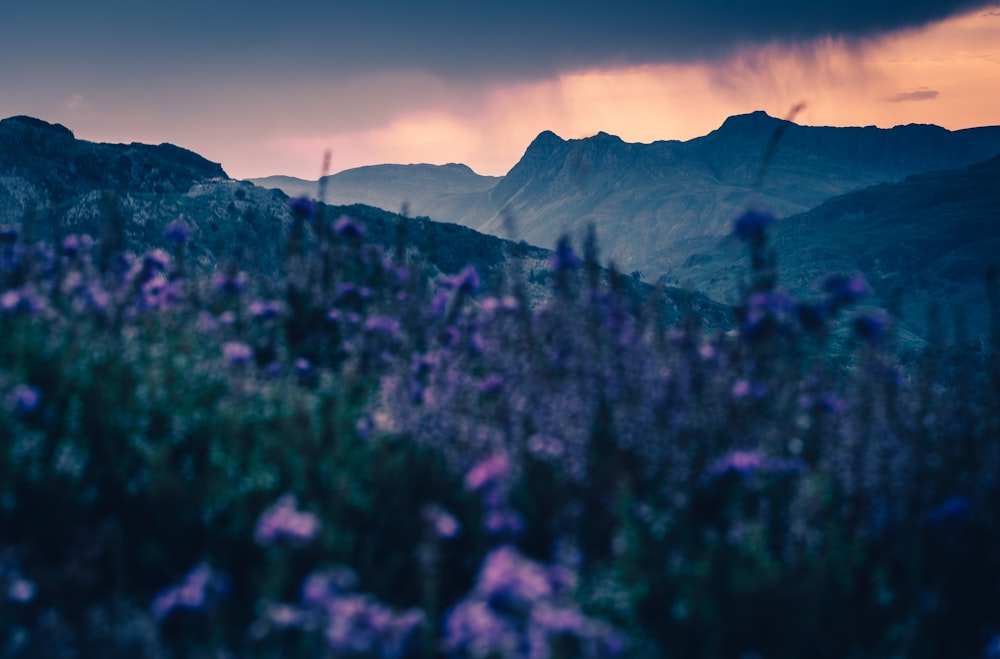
{"left": 665, "top": 154, "right": 1000, "bottom": 340}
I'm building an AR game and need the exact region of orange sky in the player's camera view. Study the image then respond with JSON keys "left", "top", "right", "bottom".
{"left": 251, "top": 7, "right": 1000, "bottom": 180}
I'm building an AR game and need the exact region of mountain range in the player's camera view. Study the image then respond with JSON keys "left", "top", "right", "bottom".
{"left": 252, "top": 111, "right": 1000, "bottom": 280}
{"left": 0, "top": 114, "right": 730, "bottom": 327}
{"left": 4, "top": 112, "right": 999, "bottom": 341}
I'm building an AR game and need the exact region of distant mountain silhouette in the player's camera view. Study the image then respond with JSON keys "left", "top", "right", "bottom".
{"left": 250, "top": 163, "right": 500, "bottom": 220}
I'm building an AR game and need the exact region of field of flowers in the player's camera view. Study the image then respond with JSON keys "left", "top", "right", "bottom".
{"left": 2, "top": 200, "right": 999, "bottom": 658}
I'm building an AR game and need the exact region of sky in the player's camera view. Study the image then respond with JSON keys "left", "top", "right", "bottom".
{"left": 3, "top": 0, "right": 999, "bottom": 180}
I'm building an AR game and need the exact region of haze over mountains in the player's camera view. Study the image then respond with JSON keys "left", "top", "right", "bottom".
{"left": 253, "top": 111, "right": 1000, "bottom": 279}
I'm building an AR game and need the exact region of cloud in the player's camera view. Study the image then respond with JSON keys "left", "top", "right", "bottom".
{"left": 886, "top": 88, "right": 941, "bottom": 102}
{"left": 63, "top": 94, "right": 91, "bottom": 111}
{"left": 3, "top": 0, "right": 996, "bottom": 84}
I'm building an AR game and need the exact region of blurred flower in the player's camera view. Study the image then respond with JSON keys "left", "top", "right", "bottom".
{"left": 0, "top": 287, "right": 42, "bottom": 315}
{"left": 733, "top": 210, "right": 774, "bottom": 242}
{"left": 9, "top": 384, "right": 41, "bottom": 416}
{"left": 7, "top": 578, "right": 36, "bottom": 603}
{"left": 731, "top": 379, "right": 768, "bottom": 400}
{"left": 289, "top": 196, "right": 316, "bottom": 220}
{"left": 364, "top": 315, "right": 402, "bottom": 340}
{"left": 820, "top": 273, "right": 869, "bottom": 306}
{"left": 423, "top": 504, "right": 461, "bottom": 539}
{"left": 151, "top": 562, "right": 229, "bottom": 621}
{"left": 0, "top": 224, "right": 18, "bottom": 243}
{"left": 465, "top": 454, "right": 512, "bottom": 492}
{"left": 476, "top": 545, "right": 553, "bottom": 613}
{"left": 484, "top": 509, "right": 525, "bottom": 537}
{"left": 853, "top": 309, "right": 889, "bottom": 344}
{"left": 333, "top": 216, "right": 367, "bottom": 240}
{"left": 254, "top": 494, "right": 321, "bottom": 546}
{"left": 445, "top": 599, "right": 519, "bottom": 657}
{"left": 164, "top": 218, "right": 192, "bottom": 244}
{"left": 739, "top": 290, "right": 795, "bottom": 340}
{"left": 301, "top": 566, "right": 359, "bottom": 606}
{"left": 445, "top": 266, "right": 481, "bottom": 295}
{"left": 222, "top": 341, "right": 253, "bottom": 366}
{"left": 705, "top": 450, "right": 804, "bottom": 482}
{"left": 478, "top": 373, "right": 505, "bottom": 396}
{"left": 249, "top": 299, "right": 285, "bottom": 320}
{"left": 551, "top": 236, "right": 582, "bottom": 271}
{"left": 213, "top": 270, "right": 247, "bottom": 295}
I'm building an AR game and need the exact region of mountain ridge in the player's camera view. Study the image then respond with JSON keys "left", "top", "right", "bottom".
{"left": 252, "top": 111, "right": 1000, "bottom": 281}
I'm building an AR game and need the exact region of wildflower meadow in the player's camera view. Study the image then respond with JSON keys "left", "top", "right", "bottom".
{"left": 1, "top": 197, "right": 999, "bottom": 658}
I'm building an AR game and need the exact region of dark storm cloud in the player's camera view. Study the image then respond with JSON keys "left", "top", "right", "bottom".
{"left": 886, "top": 89, "right": 941, "bottom": 102}
{"left": 2, "top": 0, "right": 996, "bottom": 81}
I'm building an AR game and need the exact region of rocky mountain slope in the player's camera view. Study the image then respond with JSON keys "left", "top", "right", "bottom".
{"left": 666, "top": 154, "right": 1000, "bottom": 340}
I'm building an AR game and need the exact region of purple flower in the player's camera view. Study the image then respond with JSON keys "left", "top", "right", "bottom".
{"left": 301, "top": 566, "right": 359, "bottom": 606}
{"left": 476, "top": 545, "right": 554, "bottom": 613}
{"left": 551, "top": 236, "right": 582, "bottom": 272}
{"left": 465, "top": 454, "right": 512, "bottom": 492}
{"left": 444, "top": 600, "right": 519, "bottom": 656}
{"left": 289, "top": 196, "right": 316, "bottom": 220}
{"left": 213, "top": 270, "right": 247, "bottom": 295}
{"left": 151, "top": 562, "right": 228, "bottom": 621}
{"left": 164, "top": 218, "right": 192, "bottom": 244}
{"left": 10, "top": 384, "right": 41, "bottom": 415}
{"left": 484, "top": 509, "right": 525, "bottom": 537}
{"left": 821, "top": 273, "right": 869, "bottom": 306}
{"left": 363, "top": 315, "right": 402, "bottom": 340}
{"left": 249, "top": 299, "right": 285, "bottom": 320}
{"left": 733, "top": 210, "right": 774, "bottom": 242}
{"left": 705, "top": 450, "right": 804, "bottom": 482}
{"left": 731, "top": 379, "right": 768, "bottom": 400}
{"left": 333, "top": 216, "right": 367, "bottom": 240}
{"left": 739, "top": 290, "right": 795, "bottom": 340}
{"left": 7, "top": 578, "right": 36, "bottom": 603}
{"left": 423, "top": 504, "right": 461, "bottom": 539}
{"left": 445, "top": 266, "right": 481, "bottom": 295}
{"left": 223, "top": 341, "right": 254, "bottom": 366}
{"left": 1, "top": 287, "right": 42, "bottom": 315}
{"left": 254, "top": 494, "right": 321, "bottom": 546}
{"left": 853, "top": 309, "right": 889, "bottom": 344}
{"left": 478, "top": 374, "right": 505, "bottom": 396}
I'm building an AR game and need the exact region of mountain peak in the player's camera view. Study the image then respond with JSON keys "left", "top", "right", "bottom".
{"left": 528, "top": 130, "right": 565, "bottom": 150}
{"left": 591, "top": 131, "right": 624, "bottom": 143}
{"left": 717, "top": 110, "right": 785, "bottom": 133}
{"left": 0, "top": 115, "right": 75, "bottom": 139}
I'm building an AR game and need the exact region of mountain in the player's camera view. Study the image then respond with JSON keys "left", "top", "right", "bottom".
{"left": 665, "top": 154, "right": 1000, "bottom": 340}
{"left": 0, "top": 115, "right": 731, "bottom": 327}
{"left": 256, "top": 112, "right": 1000, "bottom": 282}
{"left": 473, "top": 112, "right": 1000, "bottom": 278}
{"left": 0, "top": 115, "right": 297, "bottom": 273}
{"left": 249, "top": 163, "right": 500, "bottom": 222}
